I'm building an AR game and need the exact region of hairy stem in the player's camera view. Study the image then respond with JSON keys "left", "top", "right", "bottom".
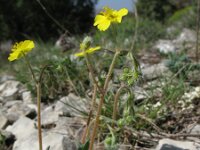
{"left": 35, "top": 0, "right": 67, "bottom": 32}
{"left": 89, "top": 94, "right": 104, "bottom": 150}
{"left": 85, "top": 54, "right": 102, "bottom": 93}
{"left": 24, "top": 55, "right": 43, "bottom": 150}
{"left": 112, "top": 86, "right": 125, "bottom": 122}
{"left": 81, "top": 85, "right": 97, "bottom": 144}
{"left": 36, "top": 83, "right": 43, "bottom": 150}
{"left": 23, "top": 55, "right": 37, "bottom": 84}
{"left": 103, "top": 50, "right": 120, "bottom": 91}
{"left": 89, "top": 50, "right": 120, "bottom": 150}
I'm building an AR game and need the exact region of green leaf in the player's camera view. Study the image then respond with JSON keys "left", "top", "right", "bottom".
{"left": 78, "top": 139, "right": 90, "bottom": 150}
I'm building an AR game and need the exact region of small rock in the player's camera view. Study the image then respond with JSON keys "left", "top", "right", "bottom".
{"left": 0, "top": 75, "right": 15, "bottom": 83}
{"left": 27, "top": 104, "right": 38, "bottom": 113}
{"left": 174, "top": 28, "right": 196, "bottom": 44}
{"left": 54, "top": 117, "right": 85, "bottom": 138}
{"left": 41, "top": 94, "right": 87, "bottom": 127}
{"left": 4, "top": 101, "right": 22, "bottom": 108}
{"left": 156, "top": 138, "right": 200, "bottom": 150}
{"left": 0, "top": 111, "right": 9, "bottom": 129}
{"left": 142, "top": 61, "right": 172, "bottom": 80}
{"left": 7, "top": 102, "right": 36, "bottom": 120}
{"left": 0, "top": 80, "right": 22, "bottom": 101}
{"left": 189, "top": 124, "right": 200, "bottom": 134}
{"left": 6, "top": 117, "right": 37, "bottom": 140}
{"left": 55, "top": 93, "right": 88, "bottom": 117}
{"left": 134, "top": 86, "right": 148, "bottom": 102}
{"left": 13, "top": 132, "right": 76, "bottom": 150}
{"left": 41, "top": 105, "right": 59, "bottom": 126}
{"left": 6, "top": 113, "right": 20, "bottom": 124}
{"left": 22, "top": 91, "right": 33, "bottom": 104}
{"left": 154, "top": 40, "right": 176, "bottom": 54}
{"left": 186, "top": 124, "right": 200, "bottom": 142}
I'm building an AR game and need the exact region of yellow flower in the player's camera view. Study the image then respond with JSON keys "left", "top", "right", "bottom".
{"left": 94, "top": 7, "right": 128, "bottom": 31}
{"left": 75, "top": 46, "right": 101, "bottom": 57}
{"left": 8, "top": 40, "right": 34, "bottom": 61}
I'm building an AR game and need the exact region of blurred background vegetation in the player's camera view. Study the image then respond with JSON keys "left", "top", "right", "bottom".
{"left": 0, "top": 0, "right": 196, "bottom": 41}
{"left": 0, "top": 0, "right": 97, "bottom": 41}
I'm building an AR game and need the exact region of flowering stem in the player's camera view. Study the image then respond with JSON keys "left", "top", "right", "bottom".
{"left": 84, "top": 53, "right": 102, "bottom": 93}
{"left": 89, "top": 93, "right": 104, "bottom": 150}
{"left": 89, "top": 50, "right": 120, "bottom": 150}
{"left": 23, "top": 55, "right": 37, "bottom": 84}
{"left": 81, "top": 85, "right": 97, "bottom": 144}
{"left": 36, "top": 83, "right": 43, "bottom": 150}
{"left": 112, "top": 85, "right": 129, "bottom": 127}
{"left": 23, "top": 55, "right": 43, "bottom": 150}
{"left": 103, "top": 50, "right": 120, "bottom": 91}
{"left": 112, "top": 86, "right": 124, "bottom": 121}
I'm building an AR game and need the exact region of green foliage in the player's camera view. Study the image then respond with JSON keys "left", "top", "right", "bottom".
{"left": 137, "top": 18, "right": 166, "bottom": 46}
{"left": 0, "top": 0, "right": 97, "bottom": 40}
{"left": 13, "top": 41, "right": 89, "bottom": 101}
{"left": 104, "top": 126, "right": 117, "bottom": 150}
{"left": 136, "top": 0, "right": 193, "bottom": 22}
{"left": 167, "top": 6, "right": 196, "bottom": 29}
{"left": 136, "top": 0, "right": 176, "bottom": 22}
{"left": 40, "top": 57, "right": 89, "bottom": 100}
{"left": 162, "top": 79, "right": 185, "bottom": 103}
{"left": 166, "top": 53, "right": 191, "bottom": 78}
{"left": 78, "top": 139, "right": 90, "bottom": 150}
{"left": 0, "top": 133, "right": 6, "bottom": 150}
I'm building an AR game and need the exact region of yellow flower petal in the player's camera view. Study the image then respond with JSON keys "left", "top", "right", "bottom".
{"left": 8, "top": 51, "right": 21, "bottom": 61}
{"left": 74, "top": 52, "right": 85, "bottom": 57}
{"left": 94, "top": 15, "right": 106, "bottom": 26}
{"left": 117, "top": 8, "right": 128, "bottom": 23}
{"left": 85, "top": 46, "right": 101, "bottom": 53}
{"left": 118, "top": 8, "right": 128, "bottom": 16}
{"left": 94, "top": 15, "right": 111, "bottom": 31}
{"left": 94, "top": 7, "right": 128, "bottom": 31}
{"left": 8, "top": 40, "right": 34, "bottom": 61}
{"left": 97, "top": 19, "right": 111, "bottom": 31}
{"left": 74, "top": 46, "right": 101, "bottom": 57}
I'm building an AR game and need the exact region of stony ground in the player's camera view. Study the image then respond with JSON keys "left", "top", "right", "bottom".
{"left": 0, "top": 28, "right": 200, "bottom": 150}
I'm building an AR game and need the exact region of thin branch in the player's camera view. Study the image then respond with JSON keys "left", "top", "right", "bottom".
{"left": 35, "top": 0, "right": 68, "bottom": 33}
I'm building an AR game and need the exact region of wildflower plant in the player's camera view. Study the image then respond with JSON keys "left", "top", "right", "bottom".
{"left": 94, "top": 7, "right": 128, "bottom": 31}
{"left": 8, "top": 40, "right": 43, "bottom": 150}
{"left": 75, "top": 6, "right": 141, "bottom": 150}
{"left": 75, "top": 36, "right": 101, "bottom": 57}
